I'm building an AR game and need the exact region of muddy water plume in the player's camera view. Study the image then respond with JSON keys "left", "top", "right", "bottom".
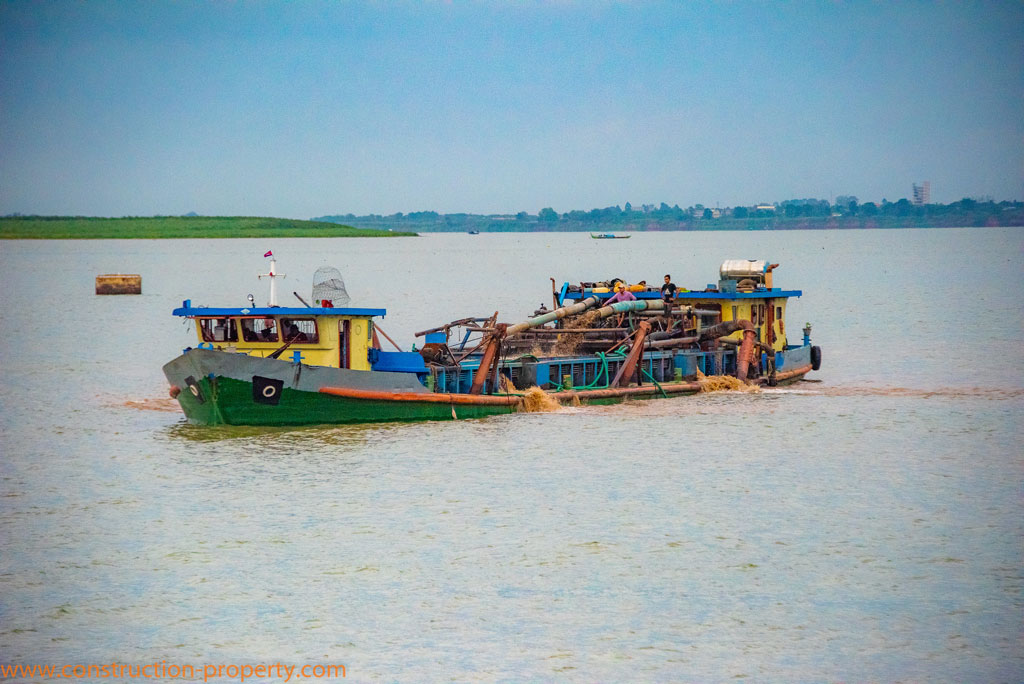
{"left": 519, "top": 386, "right": 563, "bottom": 412}
{"left": 696, "top": 368, "right": 761, "bottom": 393}
{"left": 110, "top": 396, "right": 182, "bottom": 412}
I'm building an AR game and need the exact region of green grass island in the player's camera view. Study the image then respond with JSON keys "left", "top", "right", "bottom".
{"left": 0, "top": 216, "right": 418, "bottom": 239}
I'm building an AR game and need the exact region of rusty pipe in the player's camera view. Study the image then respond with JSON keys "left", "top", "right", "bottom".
{"left": 643, "top": 335, "right": 700, "bottom": 350}
{"left": 697, "top": 320, "right": 746, "bottom": 342}
{"left": 482, "top": 326, "right": 629, "bottom": 335}
{"left": 695, "top": 319, "right": 758, "bottom": 381}
{"left": 505, "top": 296, "right": 600, "bottom": 337}
{"left": 469, "top": 323, "right": 506, "bottom": 394}
{"left": 552, "top": 382, "right": 702, "bottom": 402}
{"left": 734, "top": 320, "right": 757, "bottom": 383}
{"left": 718, "top": 336, "right": 775, "bottom": 356}
{"left": 611, "top": 321, "right": 652, "bottom": 387}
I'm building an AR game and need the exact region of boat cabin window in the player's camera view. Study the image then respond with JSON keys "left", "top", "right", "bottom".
{"left": 776, "top": 306, "right": 783, "bottom": 320}
{"left": 280, "top": 318, "right": 319, "bottom": 344}
{"left": 240, "top": 317, "right": 279, "bottom": 342}
{"left": 199, "top": 317, "right": 238, "bottom": 343}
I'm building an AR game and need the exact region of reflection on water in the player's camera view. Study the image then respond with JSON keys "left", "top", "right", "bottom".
{"left": 1, "top": 230, "right": 1022, "bottom": 681}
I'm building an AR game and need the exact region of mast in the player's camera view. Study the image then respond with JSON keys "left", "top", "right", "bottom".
{"left": 258, "top": 255, "right": 286, "bottom": 306}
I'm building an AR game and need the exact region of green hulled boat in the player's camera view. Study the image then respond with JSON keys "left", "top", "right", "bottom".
{"left": 163, "top": 257, "right": 820, "bottom": 425}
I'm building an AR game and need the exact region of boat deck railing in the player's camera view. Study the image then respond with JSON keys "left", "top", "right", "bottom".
{"left": 428, "top": 347, "right": 739, "bottom": 394}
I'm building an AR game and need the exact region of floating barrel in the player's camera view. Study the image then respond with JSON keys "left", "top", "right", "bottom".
{"left": 96, "top": 274, "right": 141, "bottom": 295}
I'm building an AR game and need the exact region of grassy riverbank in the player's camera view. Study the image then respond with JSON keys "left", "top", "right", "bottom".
{"left": 0, "top": 216, "right": 417, "bottom": 239}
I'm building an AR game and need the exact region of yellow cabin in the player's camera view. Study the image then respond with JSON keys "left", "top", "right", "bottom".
{"left": 174, "top": 301, "right": 387, "bottom": 370}
{"left": 676, "top": 259, "right": 795, "bottom": 353}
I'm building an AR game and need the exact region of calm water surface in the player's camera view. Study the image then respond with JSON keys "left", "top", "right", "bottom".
{"left": 1, "top": 229, "right": 1022, "bottom": 682}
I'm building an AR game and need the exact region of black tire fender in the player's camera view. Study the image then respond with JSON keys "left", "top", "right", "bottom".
{"left": 810, "top": 345, "right": 822, "bottom": 371}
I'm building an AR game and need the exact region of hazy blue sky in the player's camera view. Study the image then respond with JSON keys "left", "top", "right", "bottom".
{"left": 1, "top": 1, "right": 1021, "bottom": 218}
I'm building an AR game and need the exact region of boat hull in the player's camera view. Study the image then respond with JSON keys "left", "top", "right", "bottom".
{"left": 164, "top": 348, "right": 814, "bottom": 427}
{"left": 162, "top": 349, "right": 511, "bottom": 426}
{"left": 173, "top": 374, "right": 514, "bottom": 425}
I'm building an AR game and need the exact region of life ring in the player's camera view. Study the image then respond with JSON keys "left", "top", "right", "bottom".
{"left": 810, "top": 345, "right": 822, "bottom": 371}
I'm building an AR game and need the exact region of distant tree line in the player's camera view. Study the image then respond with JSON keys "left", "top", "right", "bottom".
{"left": 314, "top": 197, "right": 1023, "bottom": 232}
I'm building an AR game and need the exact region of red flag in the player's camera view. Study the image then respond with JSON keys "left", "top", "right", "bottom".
{"left": 264, "top": 250, "right": 273, "bottom": 257}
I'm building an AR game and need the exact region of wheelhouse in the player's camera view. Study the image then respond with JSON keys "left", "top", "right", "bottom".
{"left": 174, "top": 301, "right": 386, "bottom": 370}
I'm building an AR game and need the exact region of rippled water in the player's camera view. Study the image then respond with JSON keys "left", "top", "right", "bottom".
{"left": 1, "top": 229, "right": 1022, "bottom": 682}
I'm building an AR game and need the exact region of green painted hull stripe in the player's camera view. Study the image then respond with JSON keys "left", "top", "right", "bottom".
{"left": 176, "top": 376, "right": 514, "bottom": 426}
{"left": 173, "top": 371, "right": 801, "bottom": 426}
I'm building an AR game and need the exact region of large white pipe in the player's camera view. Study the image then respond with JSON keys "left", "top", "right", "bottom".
{"left": 595, "top": 299, "right": 669, "bottom": 318}
{"left": 505, "top": 296, "right": 600, "bottom": 337}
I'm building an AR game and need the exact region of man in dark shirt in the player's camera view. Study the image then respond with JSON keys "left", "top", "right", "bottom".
{"left": 661, "top": 274, "right": 677, "bottom": 302}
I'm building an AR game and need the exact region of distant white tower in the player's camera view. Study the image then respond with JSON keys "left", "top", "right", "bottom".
{"left": 912, "top": 181, "right": 931, "bottom": 206}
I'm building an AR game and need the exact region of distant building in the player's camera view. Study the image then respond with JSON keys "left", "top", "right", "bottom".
{"left": 912, "top": 181, "right": 931, "bottom": 205}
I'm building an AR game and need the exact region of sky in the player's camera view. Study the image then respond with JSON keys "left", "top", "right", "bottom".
{"left": 1, "top": 1, "right": 1021, "bottom": 218}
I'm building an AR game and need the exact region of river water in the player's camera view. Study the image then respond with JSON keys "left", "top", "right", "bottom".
{"left": 1, "top": 228, "right": 1022, "bottom": 682}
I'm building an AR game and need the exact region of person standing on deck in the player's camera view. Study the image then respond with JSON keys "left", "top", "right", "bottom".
{"left": 605, "top": 282, "right": 637, "bottom": 305}
{"left": 661, "top": 274, "right": 677, "bottom": 302}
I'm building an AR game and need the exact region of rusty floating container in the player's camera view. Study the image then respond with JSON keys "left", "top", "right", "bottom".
{"left": 96, "top": 274, "right": 142, "bottom": 295}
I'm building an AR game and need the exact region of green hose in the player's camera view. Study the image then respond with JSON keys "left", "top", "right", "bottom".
{"left": 639, "top": 366, "right": 669, "bottom": 398}
{"left": 550, "top": 350, "right": 621, "bottom": 392}
{"left": 554, "top": 347, "right": 669, "bottom": 398}
{"left": 542, "top": 337, "right": 670, "bottom": 398}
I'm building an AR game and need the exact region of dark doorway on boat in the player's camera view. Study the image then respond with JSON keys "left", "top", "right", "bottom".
{"left": 340, "top": 320, "right": 351, "bottom": 369}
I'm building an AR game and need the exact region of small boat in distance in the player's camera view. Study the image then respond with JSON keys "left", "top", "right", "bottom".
{"left": 591, "top": 233, "right": 630, "bottom": 239}
{"left": 468, "top": 230, "right": 480, "bottom": 235}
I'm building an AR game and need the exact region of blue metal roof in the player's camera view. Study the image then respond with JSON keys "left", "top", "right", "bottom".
{"left": 562, "top": 289, "right": 801, "bottom": 301}
{"left": 675, "top": 289, "right": 802, "bottom": 299}
{"left": 172, "top": 302, "right": 386, "bottom": 317}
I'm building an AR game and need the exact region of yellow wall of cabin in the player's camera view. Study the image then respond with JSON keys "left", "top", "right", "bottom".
{"left": 346, "top": 317, "right": 373, "bottom": 371}
{"left": 698, "top": 298, "right": 788, "bottom": 351}
{"left": 192, "top": 315, "right": 375, "bottom": 369}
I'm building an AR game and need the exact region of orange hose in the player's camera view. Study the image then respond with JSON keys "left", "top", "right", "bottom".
{"left": 319, "top": 386, "right": 520, "bottom": 406}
